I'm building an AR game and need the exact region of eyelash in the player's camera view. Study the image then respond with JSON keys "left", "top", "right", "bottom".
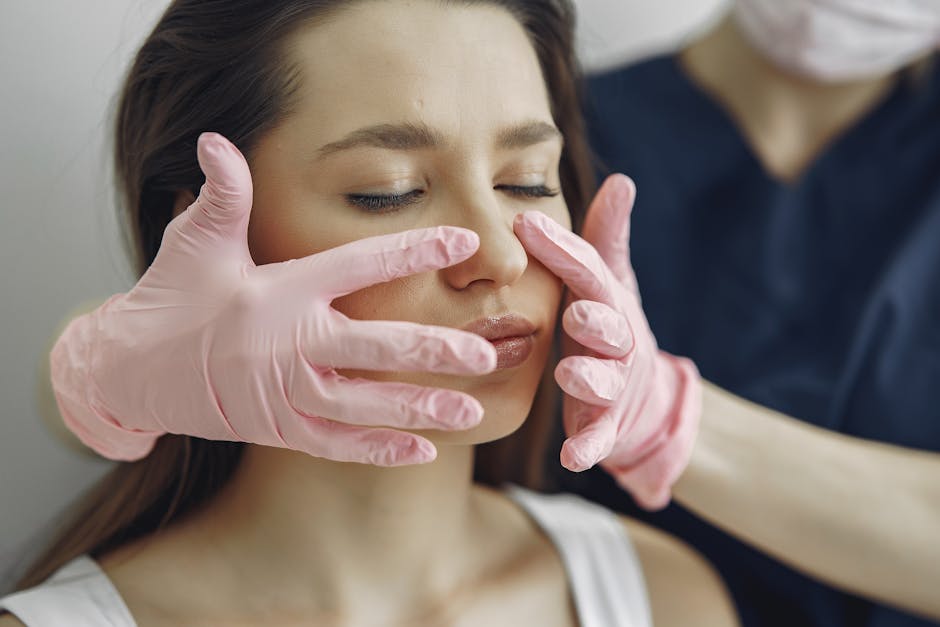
{"left": 345, "top": 184, "right": 560, "bottom": 213}
{"left": 345, "top": 189, "right": 425, "bottom": 212}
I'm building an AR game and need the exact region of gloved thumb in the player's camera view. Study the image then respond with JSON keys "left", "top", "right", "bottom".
{"left": 186, "top": 132, "right": 253, "bottom": 241}
{"left": 581, "top": 174, "right": 636, "bottom": 288}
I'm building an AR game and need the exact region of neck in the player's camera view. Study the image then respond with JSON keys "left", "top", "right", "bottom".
{"left": 677, "top": 13, "right": 898, "bottom": 182}
{"left": 180, "top": 443, "right": 507, "bottom": 621}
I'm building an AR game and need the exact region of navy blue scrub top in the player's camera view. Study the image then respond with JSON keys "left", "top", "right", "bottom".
{"left": 551, "top": 55, "right": 940, "bottom": 627}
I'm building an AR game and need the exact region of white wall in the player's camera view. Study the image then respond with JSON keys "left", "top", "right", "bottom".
{"left": 0, "top": 0, "right": 169, "bottom": 590}
{"left": 574, "top": 0, "right": 728, "bottom": 71}
{"left": 0, "top": 0, "right": 726, "bottom": 591}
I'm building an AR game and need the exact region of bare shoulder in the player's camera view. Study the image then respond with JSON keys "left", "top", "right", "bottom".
{"left": 620, "top": 516, "right": 739, "bottom": 627}
{"left": 0, "top": 612, "right": 27, "bottom": 626}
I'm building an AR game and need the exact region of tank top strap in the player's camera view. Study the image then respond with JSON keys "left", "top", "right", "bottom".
{"left": 505, "top": 484, "right": 652, "bottom": 627}
{"left": 0, "top": 555, "right": 136, "bottom": 626}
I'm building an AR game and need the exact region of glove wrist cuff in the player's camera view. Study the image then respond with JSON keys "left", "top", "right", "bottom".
{"left": 49, "top": 303, "right": 161, "bottom": 461}
{"left": 605, "top": 353, "right": 702, "bottom": 510}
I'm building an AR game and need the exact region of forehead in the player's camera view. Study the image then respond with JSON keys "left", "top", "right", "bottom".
{"left": 282, "top": 0, "right": 553, "bottom": 142}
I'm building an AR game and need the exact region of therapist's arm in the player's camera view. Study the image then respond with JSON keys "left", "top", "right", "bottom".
{"left": 512, "top": 180, "right": 940, "bottom": 620}
{"left": 674, "top": 381, "right": 940, "bottom": 621}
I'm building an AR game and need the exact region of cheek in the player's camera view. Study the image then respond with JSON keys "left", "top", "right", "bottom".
{"left": 247, "top": 199, "right": 331, "bottom": 267}
{"left": 532, "top": 264, "right": 565, "bottom": 331}
{"left": 556, "top": 205, "right": 573, "bottom": 231}
{"left": 245, "top": 178, "right": 436, "bottom": 324}
{"left": 246, "top": 173, "right": 371, "bottom": 266}
{"left": 542, "top": 198, "right": 572, "bottom": 233}
{"left": 526, "top": 201, "right": 568, "bottom": 306}
{"left": 330, "top": 275, "right": 429, "bottom": 324}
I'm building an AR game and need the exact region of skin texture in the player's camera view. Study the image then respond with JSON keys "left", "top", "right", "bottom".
{"left": 8, "top": 3, "right": 737, "bottom": 626}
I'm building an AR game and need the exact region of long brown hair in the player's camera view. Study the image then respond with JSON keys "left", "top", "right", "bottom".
{"left": 9, "top": 0, "right": 594, "bottom": 593}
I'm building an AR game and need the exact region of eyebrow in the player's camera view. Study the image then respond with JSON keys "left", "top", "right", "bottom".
{"left": 315, "top": 120, "right": 563, "bottom": 157}
{"left": 495, "top": 120, "right": 563, "bottom": 150}
{"left": 317, "top": 123, "right": 440, "bottom": 156}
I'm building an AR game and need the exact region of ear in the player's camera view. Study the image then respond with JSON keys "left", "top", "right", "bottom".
{"left": 172, "top": 189, "right": 197, "bottom": 219}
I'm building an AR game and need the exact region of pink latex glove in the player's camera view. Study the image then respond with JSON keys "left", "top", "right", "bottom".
{"left": 50, "top": 132, "right": 497, "bottom": 465}
{"left": 513, "top": 174, "right": 701, "bottom": 510}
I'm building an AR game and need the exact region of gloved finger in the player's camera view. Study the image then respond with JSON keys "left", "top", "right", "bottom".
{"left": 184, "top": 132, "right": 254, "bottom": 247}
{"left": 513, "top": 210, "right": 622, "bottom": 309}
{"left": 555, "top": 355, "right": 626, "bottom": 405}
{"left": 286, "top": 413, "right": 438, "bottom": 466}
{"left": 559, "top": 409, "right": 618, "bottom": 472}
{"left": 562, "top": 299, "right": 633, "bottom": 358}
{"left": 579, "top": 174, "right": 638, "bottom": 290}
{"left": 288, "top": 366, "right": 484, "bottom": 431}
{"left": 279, "top": 226, "right": 481, "bottom": 300}
{"left": 321, "top": 315, "right": 497, "bottom": 375}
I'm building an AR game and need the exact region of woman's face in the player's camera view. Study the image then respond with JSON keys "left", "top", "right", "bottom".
{"left": 246, "top": 0, "right": 570, "bottom": 445}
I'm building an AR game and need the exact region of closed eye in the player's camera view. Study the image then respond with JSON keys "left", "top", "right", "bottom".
{"left": 345, "top": 189, "right": 424, "bottom": 212}
{"left": 496, "top": 184, "right": 560, "bottom": 199}
{"left": 345, "top": 184, "right": 560, "bottom": 214}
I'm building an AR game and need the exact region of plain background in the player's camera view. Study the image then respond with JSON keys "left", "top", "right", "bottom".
{"left": 0, "top": 0, "right": 728, "bottom": 590}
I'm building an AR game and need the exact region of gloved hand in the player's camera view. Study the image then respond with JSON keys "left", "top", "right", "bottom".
{"left": 513, "top": 174, "right": 701, "bottom": 510}
{"left": 50, "top": 132, "right": 497, "bottom": 466}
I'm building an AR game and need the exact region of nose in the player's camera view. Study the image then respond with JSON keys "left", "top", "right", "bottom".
{"left": 442, "top": 192, "right": 528, "bottom": 291}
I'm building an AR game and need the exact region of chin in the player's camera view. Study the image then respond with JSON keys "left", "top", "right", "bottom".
{"left": 413, "top": 340, "right": 550, "bottom": 447}
{"left": 415, "top": 385, "right": 537, "bottom": 446}
{"left": 335, "top": 326, "right": 553, "bottom": 447}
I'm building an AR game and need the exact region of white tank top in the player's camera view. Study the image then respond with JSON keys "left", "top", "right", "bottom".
{"left": 0, "top": 486, "right": 652, "bottom": 627}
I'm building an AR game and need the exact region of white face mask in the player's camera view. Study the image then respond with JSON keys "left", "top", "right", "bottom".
{"left": 733, "top": 0, "right": 940, "bottom": 82}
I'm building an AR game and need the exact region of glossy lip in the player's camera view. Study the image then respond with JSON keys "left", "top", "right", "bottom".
{"left": 462, "top": 314, "right": 537, "bottom": 340}
{"left": 463, "top": 314, "right": 537, "bottom": 370}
